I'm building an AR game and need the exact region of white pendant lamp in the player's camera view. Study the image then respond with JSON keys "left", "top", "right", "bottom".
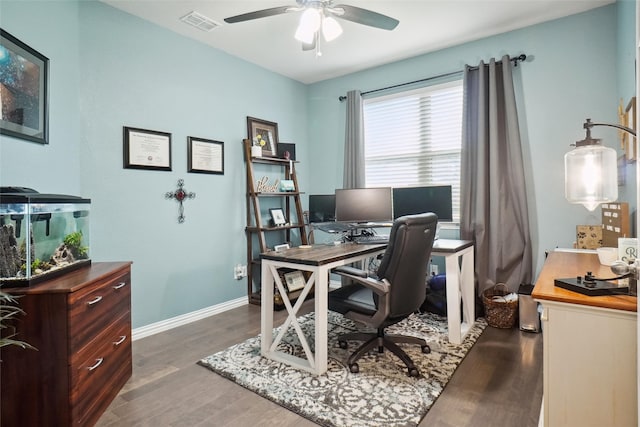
{"left": 564, "top": 118, "right": 634, "bottom": 211}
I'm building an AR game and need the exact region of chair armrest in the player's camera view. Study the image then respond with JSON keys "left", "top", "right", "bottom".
{"left": 332, "top": 266, "right": 389, "bottom": 296}
{"left": 333, "top": 265, "right": 368, "bottom": 278}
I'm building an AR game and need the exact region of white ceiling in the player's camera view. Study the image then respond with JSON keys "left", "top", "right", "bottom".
{"left": 102, "top": 0, "right": 614, "bottom": 84}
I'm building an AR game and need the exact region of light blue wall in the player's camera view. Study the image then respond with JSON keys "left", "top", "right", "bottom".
{"left": 1, "top": 1, "right": 308, "bottom": 328}
{"left": 0, "top": 2, "right": 634, "bottom": 326}
{"left": 0, "top": 0, "right": 82, "bottom": 194}
{"left": 307, "top": 4, "right": 630, "bottom": 276}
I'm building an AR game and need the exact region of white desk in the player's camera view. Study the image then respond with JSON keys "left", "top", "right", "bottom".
{"left": 260, "top": 239, "right": 475, "bottom": 375}
{"left": 431, "top": 239, "right": 475, "bottom": 344}
{"left": 260, "top": 243, "right": 386, "bottom": 375}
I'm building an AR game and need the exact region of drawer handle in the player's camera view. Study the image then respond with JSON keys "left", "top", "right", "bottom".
{"left": 87, "top": 358, "right": 104, "bottom": 371}
{"left": 87, "top": 296, "right": 103, "bottom": 306}
{"left": 113, "top": 282, "right": 127, "bottom": 290}
{"left": 113, "top": 335, "right": 127, "bottom": 346}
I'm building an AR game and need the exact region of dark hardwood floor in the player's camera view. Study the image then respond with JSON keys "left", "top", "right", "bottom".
{"left": 97, "top": 301, "right": 543, "bottom": 427}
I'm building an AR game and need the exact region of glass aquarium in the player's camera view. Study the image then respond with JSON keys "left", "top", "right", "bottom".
{"left": 0, "top": 188, "right": 91, "bottom": 286}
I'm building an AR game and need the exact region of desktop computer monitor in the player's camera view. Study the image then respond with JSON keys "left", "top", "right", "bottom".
{"left": 308, "top": 194, "right": 336, "bottom": 223}
{"left": 392, "top": 185, "right": 453, "bottom": 222}
{"left": 334, "top": 187, "right": 393, "bottom": 223}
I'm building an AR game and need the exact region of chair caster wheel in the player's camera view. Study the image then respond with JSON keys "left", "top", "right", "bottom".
{"left": 408, "top": 367, "right": 420, "bottom": 377}
{"left": 338, "top": 340, "right": 348, "bottom": 349}
{"left": 421, "top": 345, "right": 431, "bottom": 354}
{"left": 349, "top": 363, "right": 359, "bottom": 373}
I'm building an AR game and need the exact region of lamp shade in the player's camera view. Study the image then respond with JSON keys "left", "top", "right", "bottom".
{"left": 322, "top": 16, "right": 343, "bottom": 41}
{"left": 294, "top": 8, "right": 321, "bottom": 44}
{"left": 564, "top": 143, "right": 617, "bottom": 211}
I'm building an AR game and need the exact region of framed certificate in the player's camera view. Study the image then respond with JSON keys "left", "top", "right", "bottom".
{"left": 123, "top": 126, "right": 172, "bottom": 171}
{"left": 187, "top": 137, "right": 224, "bottom": 174}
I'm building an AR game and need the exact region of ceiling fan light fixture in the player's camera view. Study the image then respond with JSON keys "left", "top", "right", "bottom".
{"left": 322, "top": 16, "right": 342, "bottom": 42}
{"left": 295, "top": 8, "right": 321, "bottom": 43}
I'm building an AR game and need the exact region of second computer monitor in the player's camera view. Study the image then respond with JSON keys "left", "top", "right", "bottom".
{"left": 308, "top": 194, "right": 336, "bottom": 223}
{"left": 392, "top": 185, "right": 453, "bottom": 222}
{"left": 334, "top": 187, "right": 393, "bottom": 223}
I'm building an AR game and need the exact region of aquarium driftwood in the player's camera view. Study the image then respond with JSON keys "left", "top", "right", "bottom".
{"left": 0, "top": 225, "right": 21, "bottom": 277}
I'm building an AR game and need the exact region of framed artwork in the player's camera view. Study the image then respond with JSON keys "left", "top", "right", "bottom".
{"left": 0, "top": 29, "right": 49, "bottom": 144}
{"left": 269, "top": 208, "right": 287, "bottom": 226}
{"left": 123, "top": 126, "right": 172, "bottom": 171}
{"left": 247, "top": 116, "right": 278, "bottom": 157}
{"left": 625, "top": 96, "right": 636, "bottom": 162}
{"left": 188, "top": 137, "right": 224, "bottom": 174}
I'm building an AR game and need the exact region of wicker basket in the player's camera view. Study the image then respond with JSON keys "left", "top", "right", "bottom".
{"left": 482, "top": 283, "right": 518, "bottom": 328}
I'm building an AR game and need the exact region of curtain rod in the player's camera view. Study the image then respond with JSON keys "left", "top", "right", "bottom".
{"left": 338, "top": 54, "right": 527, "bottom": 102}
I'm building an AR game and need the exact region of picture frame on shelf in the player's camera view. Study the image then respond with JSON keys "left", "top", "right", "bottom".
{"left": 247, "top": 116, "right": 278, "bottom": 157}
{"left": 123, "top": 126, "right": 172, "bottom": 171}
{"left": 0, "top": 29, "right": 49, "bottom": 145}
{"left": 284, "top": 270, "right": 306, "bottom": 292}
{"left": 269, "top": 208, "right": 287, "bottom": 226}
{"left": 187, "top": 136, "right": 224, "bottom": 174}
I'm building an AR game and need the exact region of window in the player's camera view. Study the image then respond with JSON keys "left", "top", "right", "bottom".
{"left": 363, "top": 80, "right": 463, "bottom": 223}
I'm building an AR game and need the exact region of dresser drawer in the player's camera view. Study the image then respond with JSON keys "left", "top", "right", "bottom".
{"left": 70, "top": 313, "right": 132, "bottom": 425}
{"left": 69, "top": 270, "right": 131, "bottom": 352}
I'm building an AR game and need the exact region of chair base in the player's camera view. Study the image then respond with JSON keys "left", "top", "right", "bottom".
{"left": 338, "top": 329, "right": 430, "bottom": 377}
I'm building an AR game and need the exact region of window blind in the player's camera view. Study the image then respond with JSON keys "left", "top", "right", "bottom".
{"left": 363, "top": 80, "right": 463, "bottom": 223}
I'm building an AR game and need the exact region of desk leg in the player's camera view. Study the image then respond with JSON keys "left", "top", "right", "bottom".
{"left": 444, "top": 247, "right": 475, "bottom": 344}
{"left": 460, "top": 248, "right": 475, "bottom": 341}
{"left": 445, "top": 254, "right": 463, "bottom": 344}
{"left": 314, "top": 266, "right": 329, "bottom": 375}
{"left": 261, "top": 261, "right": 274, "bottom": 356}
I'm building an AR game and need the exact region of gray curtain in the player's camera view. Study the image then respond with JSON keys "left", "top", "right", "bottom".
{"left": 461, "top": 55, "right": 533, "bottom": 295}
{"left": 343, "top": 90, "right": 365, "bottom": 188}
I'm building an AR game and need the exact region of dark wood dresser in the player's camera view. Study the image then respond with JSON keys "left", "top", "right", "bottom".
{"left": 0, "top": 261, "right": 133, "bottom": 426}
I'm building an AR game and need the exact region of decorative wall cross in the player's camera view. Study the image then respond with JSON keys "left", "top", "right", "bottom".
{"left": 165, "top": 179, "right": 195, "bottom": 223}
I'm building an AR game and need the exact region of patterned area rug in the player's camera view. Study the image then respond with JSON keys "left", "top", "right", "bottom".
{"left": 198, "top": 311, "right": 487, "bottom": 427}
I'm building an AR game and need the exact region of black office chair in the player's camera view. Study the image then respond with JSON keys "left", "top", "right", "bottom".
{"left": 328, "top": 213, "right": 438, "bottom": 377}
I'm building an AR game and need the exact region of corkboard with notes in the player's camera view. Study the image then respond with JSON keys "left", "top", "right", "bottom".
{"left": 601, "top": 202, "right": 630, "bottom": 247}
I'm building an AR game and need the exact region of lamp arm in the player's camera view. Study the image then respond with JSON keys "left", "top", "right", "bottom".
{"left": 584, "top": 119, "right": 637, "bottom": 137}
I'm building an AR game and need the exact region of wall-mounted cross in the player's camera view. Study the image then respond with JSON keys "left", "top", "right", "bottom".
{"left": 165, "top": 179, "right": 195, "bottom": 223}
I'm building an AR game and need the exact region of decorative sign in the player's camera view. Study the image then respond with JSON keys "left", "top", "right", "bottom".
{"left": 618, "top": 238, "right": 638, "bottom": 264}
{"left": 165, "top": 179, "right": 195, "bottom": 223}
{"left": 255, "top": 176, "right": 280, "bottom": 193}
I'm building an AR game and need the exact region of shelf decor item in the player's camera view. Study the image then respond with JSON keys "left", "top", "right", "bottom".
{"left": 269, "top": 208, "right": 287, "bottom": 226}
{"left": 247, "top": 116, "right": 278, "bottom": 157}
{"left": 0, "top": 29, "right": 49, "bottom": 145}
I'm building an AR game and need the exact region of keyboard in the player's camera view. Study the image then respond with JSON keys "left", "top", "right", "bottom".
{"left": 354, "top": 235, "right": 389, "bottom": 244}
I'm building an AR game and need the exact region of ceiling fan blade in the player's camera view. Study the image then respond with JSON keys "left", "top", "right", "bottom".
{"left": 332, "top": 5, "right": 399, "bottom": 30}
{"left": 224, "top": 6, "right": 292, "bottom": 24}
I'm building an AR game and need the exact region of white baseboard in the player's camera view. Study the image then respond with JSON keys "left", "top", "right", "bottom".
{"left": 132, "top": 296, "right": 247, "bottom": 341}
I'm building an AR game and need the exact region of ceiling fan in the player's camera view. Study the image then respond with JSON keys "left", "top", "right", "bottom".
{"left": 224, "top": 0, "right": 399, "bottom": 55}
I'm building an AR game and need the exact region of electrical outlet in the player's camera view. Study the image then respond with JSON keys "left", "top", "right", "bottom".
{"left": 234, "top": 264, "right": 247, "bottom": 280}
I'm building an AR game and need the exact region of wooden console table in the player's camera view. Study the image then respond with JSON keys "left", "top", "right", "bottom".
{"left": 532, "top": 251, "right": 637, "bottom": 427}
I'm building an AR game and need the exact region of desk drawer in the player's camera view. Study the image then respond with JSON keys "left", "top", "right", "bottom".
{"left": 69, "top": 270, "right": 131, "bottom": 351}
{"left": 70, "top": 313, "right": 132, "bottom": 425}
